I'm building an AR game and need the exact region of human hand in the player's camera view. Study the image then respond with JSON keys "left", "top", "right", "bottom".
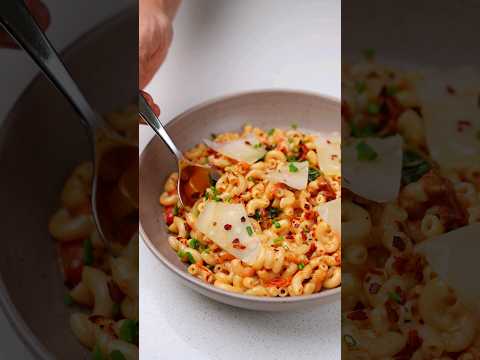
{"left": 0, "top": 0, "right": 50, "bottom": 49}
{"left": 139, "top": 0, "right": 180, "bottom": 89}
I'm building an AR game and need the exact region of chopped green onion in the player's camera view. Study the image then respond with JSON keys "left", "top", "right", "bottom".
{"left": 291, "top": 123, "right": 298, "bottom": 129}
{"left": 224, "top": 196, "right": 232, "bottom": 203}
{"left": 356, "top": 141, "right": 378, "bottom": 161}
{"left": 110, "top": 350, "right": 127, "bottom": 360}
{"left": 350, "top": 122, "right": 378, "bottom": 138}
{"left": 288, "top": 163, "right": 299, "bottom": 173}
{"left": 253, "top": 209, "right": 261, "bottom": 220}
{"left": 363, "top": 48, "right": 375, "bottom": 61}
{"left": 287, "top": 155, "right": 299, "bottom": 162}
{"left": 273, "top": 236, "right": 284, "bottom": 244}
{"left": 64, "top": 293, "right": 74, "bottom": 306}
{"left": 92, "top": 345, "right": 105, "bottom": 360}
{"left": 388, "top": 291, "right": 402, "bottom": 304}
{"left": 273, "top": 220, "right": 281, "bottom": 229}
{"left": 177, "top": 250, "right": 186, "bottom": 259}
{"left": 247, "top": 176, "right": 254, "bottom": 182}
{"left": 188, "top": 238, "right": 200, "bottom": 250}
{"left": 186, "top": 252, "right": 196, "bottom": 264}
{"left": 402, "top": 150, "right": 431, "bottom": 184}
{"left": 268, "top": 207, "right": 282, "bottom": 219}
{"left": 173, "top": 204, "right": 179, "bottom": 216}
{"left": 298, "top": 263, "right": 305, "bottom": 270}
{"left": 355, "top": 81, "right": 366, "bottom": 94}
{"left": 267, "top": 128, "right": 275, "bottom": 136}
{"left": 367, "top": 103, "right": 380, "bottom": 115}
{"left": 119, "top": 319, "right": 139, "bottom": 344}
{"left": 246, "top": 226, "right": 253, "bottom": 236}
{"left": 308, "top": 167, "right": 320, "bottom": 182}
{"left": 83, "top": 238, "right": 94, "bottom": 266}
{"left": 253, "top": 143, "right": 262, "bottom": 148}
{"left": 343, "top": 334, "right": 357, "bottom": 348}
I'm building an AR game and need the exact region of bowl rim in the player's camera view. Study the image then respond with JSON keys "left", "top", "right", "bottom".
{"left": 140, "top": 88, "right": 341, "bottom": 305}
{"left": 0, "top": 7, "right": 136, "bottom": 359}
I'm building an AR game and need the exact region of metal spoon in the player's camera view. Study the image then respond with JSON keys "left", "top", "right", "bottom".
{"left": 0, "top": 0, "right": 138, "bottom": 245}
{"left": 139, "top": 93, "right": 220, "bottom": 208}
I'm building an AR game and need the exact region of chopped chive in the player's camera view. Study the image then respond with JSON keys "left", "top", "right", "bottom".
{"left": 64, "top": 293, "right": 74, "bottom": 306}
{"left": 356, "top": 141, "right": 378, "bottom": 161}
{"left": 273, "top": 220, "right": 281, "bottom": 229}
{"left": 253, "top": 209, "right": 261, "bottom": 220}
{"left": 288, "top": 163, "right": 299, "bottom": 173}
{"left": 92, "top": 345, "right": 104, "bottom": 360}
{"left": 177, "top": 249, "right": 186, "bottom": 259}
{"left": 119, "top": 319, "right": 139, "bottom": 344}
{"left": 343, "top": 334, "right": 357, "bottom": 348}
{"left": 273, "top": 236, "right": 284, "bottom": 244}
{"left": 188, "top": 238, "right": 200, "bottom": 250}
{"left": 287, "top": 155, "right": 298, "bottom": 162}
{"left": 350, "top": 122, "right": 378, "bottom": 138}
{"left": 267, "top": 128, "right": 275, "bottom": 136}
{"left": 367, "top": 103, "right": 380, "bottom": 115}
{"left": 298, "top": 263, "right": 305, "bottom": 270}
{"left": 291, "top": 123, "right": 298, "bottom": 129}
{"left": 355, "top": 81, "right": 366, "bottom": 94}
{"left": 110, "top": 350, "right": 127, "bottom": 360}
{"left": 246, "top": 226, "right": 253, "bottom": 236}
{"left": 308, "top": 167, "right": 320, "bottom": 182}
{"left": 247, "top": 176, "right": 254, "bottom": 182}
{"left": 83, "top": 238, "right": 94, "bottom": 266}
{"left": 173, "top": 204, "right": 179, "bottom": 216}
{"left": 267, "top": 207, "right": 282, "bottom": 219}
{"left": 388, "top": 291, "right": 402, "bottom": 304}
{"left": 186, "top": 252, "right": 196, "bottom": 264}
{"left": 224, "top": 196, "right": 232, "bottom": 203}
{"left": 253, "top": 143, "right": 262, "bottom": 148}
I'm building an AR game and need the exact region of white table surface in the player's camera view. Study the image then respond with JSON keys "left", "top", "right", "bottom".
{"left": 0, "top": 1, "right": 131, "bottom": 358}
{"left": 141, "top": 1, "right": 341, "bottom": 359}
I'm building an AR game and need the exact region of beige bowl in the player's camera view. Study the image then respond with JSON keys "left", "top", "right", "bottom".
{"left": 140, "top": 90, "right": 341, "bottom": 311}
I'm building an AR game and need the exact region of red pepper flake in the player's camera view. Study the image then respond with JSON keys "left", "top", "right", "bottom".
{"left": 331, "top": 154, "right": 338, "bottom": 160}
{"left": 212, "top": 222, "right": 217, "bottom": 226}
{"left": 385, "top": 301, "right": 399, "bottom": 323}
{"left": 232, "top": 238, "right": 246, "bottom": 250}
{"left": 244, "top": 141, "right": 251, "bottom": 145}
{"left": 304, "top": 203, "right": 311, "bottom": 210}
{"left": 446, "top": 85, "right": 456, "bottom": 94}
{"left": 326, "top": 139, "right": 331, "bottom": 144}
{"left": 346, "top": 310, "right": 368, "bottom": 321}
{"left": 224, "top": 224, "right": 232, "bottom": 230}
{"left": 240, "top": 216, "right": 246, "bottom": 223}
{"left": 457, "top": 120, "right": 472, "bottom": 132}
{"left": 305, "top": 242, "right": 317, "bottom": 257}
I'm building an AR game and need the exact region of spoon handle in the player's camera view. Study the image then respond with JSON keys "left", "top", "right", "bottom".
{"left": 139, "top": 93, "right": 184, "bottom": 161}
{"left": 0, "top": 0, "right": 99, "bottom": 132}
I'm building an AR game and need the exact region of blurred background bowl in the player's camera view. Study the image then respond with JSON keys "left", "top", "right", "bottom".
{"left": 139, "top": 90, "right": 341, "bottom": 311}
{"left": 0, "top": 8, "right": 136, "bottom": 359}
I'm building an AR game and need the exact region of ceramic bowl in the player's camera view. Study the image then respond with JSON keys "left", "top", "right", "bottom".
{"left": 139, "top": 90, "right": 341, "bottom": 311}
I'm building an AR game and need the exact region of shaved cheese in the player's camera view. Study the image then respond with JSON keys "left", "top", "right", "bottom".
{"left": 316, "top": 198, "right": 341, "bottom": 235}
{"left": 420, "top": 92, "right": 480, "bottom": 171}
{"left": 204, "top": 135, "right": 266, "bottom": 164}
{"left": 416, "top": 224, "right": 480, "bottom": 310}
{"left": 343, "top": 135, "right": 403, "bottom": 203}
{"left": 196, "top": 201, "right": 260, "bottom": 264}
{"left": 265, "top": 161, "right": 309, "bottom": 190}
{"left": 316, "top": 133, "right": 341, "bottom": 176}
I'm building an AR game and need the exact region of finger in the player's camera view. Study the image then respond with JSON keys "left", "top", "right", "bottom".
{"left": 140, "top": 91, "right": 161, "bottom": 125}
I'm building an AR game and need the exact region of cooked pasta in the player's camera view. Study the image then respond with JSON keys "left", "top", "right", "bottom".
{"left": 49, "top": 106, "right": 139, "bottom": 360}
{"left": 341, "top": 55, "right": 480, "bottom": 359}
{"left": 160, "top": 126, "right": 341, "bottom": 297}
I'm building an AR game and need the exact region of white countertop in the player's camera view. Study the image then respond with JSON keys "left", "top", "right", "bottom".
{"left": 141, "top": 1, "right": 340, "bottom": 359}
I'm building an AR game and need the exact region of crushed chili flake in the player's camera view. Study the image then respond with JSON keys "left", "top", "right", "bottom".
{"left": 331, "top": 154, "right": 338, "bottom": 160}
{"left": 353, "top": 301, "right": 366, "bottom": 310}
{"left": 244, "top": 141, "right": 251, "bottom": 145}
{"left": 240, "top": 216, "right": 246, "bottom": 223}
{"left": 232, "top": 238, "right": 246, "bottom": 250}
{"left": 326, "top": 139, "right": 331, "bottom": 144}
{"left": 446, "top": 85, "right": 456, "bottom": 94}
{"left": 457, "top": 120, "right": 472, "bottom": 132}
{"left": 385, "top": 301, "right": 399, "bottom": 323}
{"left": 212, "top": 222, "right": 217, "bottom": 226}
{"left": 224, "top": 224, "right": 232, "bottom": 230}
{"left": 304, "top": 203, "right": 310, "bottom": 210}
{"left": 305, "top": 242, "right": 317, "bottom": 257}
